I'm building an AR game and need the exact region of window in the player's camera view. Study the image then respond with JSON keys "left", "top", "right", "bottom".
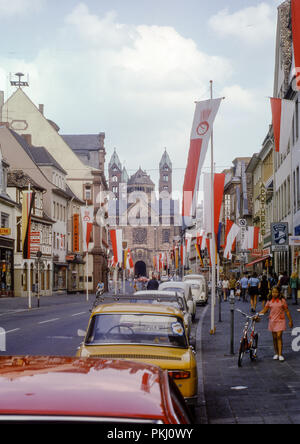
{"left": 163, "top": 175, "right": 169, "bottom": 182}
{"left": 112, "top": 176, "right": 118, "bottom": 182}
{"left": 1, "top": 212, "right": 9, "bottom": 228}
{"left": 84, "top": 185, "right": 92, "bottom": 201}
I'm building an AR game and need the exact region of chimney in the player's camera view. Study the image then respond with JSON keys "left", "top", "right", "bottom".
{"left": 39, "top": 104, "right": 44, "bottom": 115}
{"left": 22, "top": 134, "right": 32, "bottom": 146}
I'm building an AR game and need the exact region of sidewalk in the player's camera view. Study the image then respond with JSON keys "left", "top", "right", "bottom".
{"left": 197, "top": 297, "right": 300, "bottom": 424}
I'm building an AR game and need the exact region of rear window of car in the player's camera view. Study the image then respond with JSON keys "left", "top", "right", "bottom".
{"left": 85, "top": 314, "right": 188, "bottom": 348}
{"left": 162, "top": 287, "right": 185, "bottom": 296}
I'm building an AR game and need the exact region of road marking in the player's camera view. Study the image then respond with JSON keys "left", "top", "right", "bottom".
{"left": 4, "top": 328, "right": 21, "bottom": 334}
{"left": 71, "top": 312, "right": 87, "bottom": 317}
{"left": 38, "top": 318, "right": 60, "bottom": 325}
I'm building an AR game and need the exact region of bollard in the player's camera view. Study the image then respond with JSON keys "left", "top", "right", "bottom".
{"left": 218, "top": 285, "right": 222, "bottom": 322}
{"left": 229, "top": 290, "right": 235, "bottom": 355}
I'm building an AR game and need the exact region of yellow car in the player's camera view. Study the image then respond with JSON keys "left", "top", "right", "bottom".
{"left": 77, "top": 303, "right": 198, "bottom": 409}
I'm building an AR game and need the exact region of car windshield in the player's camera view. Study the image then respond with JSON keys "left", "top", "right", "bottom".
{"left": 85, "top": 314, "right": 188, "bottom": 348}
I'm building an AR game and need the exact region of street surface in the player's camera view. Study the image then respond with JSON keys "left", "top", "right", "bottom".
{"left": 0, "top": 288, "right": 300, "bottom": 424}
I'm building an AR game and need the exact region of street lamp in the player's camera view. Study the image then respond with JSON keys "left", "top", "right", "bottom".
{"left": 35, "top": 250, "right": 43, "bottom": 308}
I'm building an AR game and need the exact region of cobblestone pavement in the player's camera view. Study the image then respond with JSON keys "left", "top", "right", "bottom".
{"left": 196, "top": 296, "right": 300, "bottom": 424}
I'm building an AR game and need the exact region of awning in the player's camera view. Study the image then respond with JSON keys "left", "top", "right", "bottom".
{"left": 246, "top": 255, "right": 270, "bottom": 267}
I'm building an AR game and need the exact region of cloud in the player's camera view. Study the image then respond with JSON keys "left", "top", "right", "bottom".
{"left": 0, "top": 0, "right": 45, "bottom": 17}
{"left": 208, "top": 3, "right": 276, "bottom": 46}
{"left": 0, "top": 2, "right": 270, "bottom": 192}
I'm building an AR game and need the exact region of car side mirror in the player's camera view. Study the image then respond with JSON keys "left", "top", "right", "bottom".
{"left": 189, "top": 336, "right": 196, "bottom": 350}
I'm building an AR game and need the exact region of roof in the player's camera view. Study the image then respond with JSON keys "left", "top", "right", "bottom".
{"left": 128, "top": 168, "right": 154, "bottom": 186}
{"left": 62, "top": 133, "right": 105, "bottom": 152}
{"left": 7, "top": 170, "right": 45, "bottom": 191}
{"left": 92, "top": 303, "right": 182, "bottom": 317}
{"left": 27, "top": 146, "right": 67, "bottom": 175}
{"left": 0, "top": 356, "right": 166, "bottom": 420}
{"left": 160, "top": 149, "right": 172, "bottom": 170}
{"left": 108, "top": 148, "right": 122, "bottom": 170}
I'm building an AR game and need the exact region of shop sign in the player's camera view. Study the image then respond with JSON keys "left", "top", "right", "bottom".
{"left": 73, "top": 214, "right": 80, "bottom": 252}
{"left": 30, "top": 231, "right": 40, "bottom": 243}
{"left": 0, "top": 228, "right": 11, "bottom": 236}
{"left": 271, "top": 222, "right": 289, "bottom": 251}
{"left": 260, "top": 183, "right": 266, "bottom": 236}
{"left": 289, "top": 236, "right": 300, "bottom": 246}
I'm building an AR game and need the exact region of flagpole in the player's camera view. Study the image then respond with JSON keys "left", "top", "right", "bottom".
{"left": 28, "top": 183, "right": 32, "bottom": 310}
{"left": 210, "top": 80, "right": 216, "bottom": 335}
{"left": 85, "top": 201, "right": 89, "bottom": 302}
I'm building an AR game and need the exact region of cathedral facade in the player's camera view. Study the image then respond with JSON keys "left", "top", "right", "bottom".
{"left": 107, "top": 149, "right": 181, "bottom": 277}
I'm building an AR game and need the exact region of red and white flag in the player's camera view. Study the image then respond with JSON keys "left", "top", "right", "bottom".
{"left": 126, "top": 248, "right": 134, "bottom": 270}
{"left": 224, "top": 221, "right": 240, "bottom": 260}
{"left": 270, "top": 98, "right": 295, "bottom": 153}
{"left": 182, "top": 98, "right": 222, "bottom": 226}
{"left": 110, "top": 229, "right": 123, "bottom": 266}
{"left": 242, "top": 226, "right": 260, "bottom": 250}
{"left": 81, "top": 206, "right": 94, "bottom": 252}
{"left": 291, "top": 0, "right": 300, "bottom": 90}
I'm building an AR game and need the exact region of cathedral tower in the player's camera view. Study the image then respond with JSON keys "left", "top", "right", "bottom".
{"left": 159, "top": 148, "right": 172, "bottom": 196}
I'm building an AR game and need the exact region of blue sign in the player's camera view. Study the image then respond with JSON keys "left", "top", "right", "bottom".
{"left": 271, "top": 223, "right": 288, "bottom": 246}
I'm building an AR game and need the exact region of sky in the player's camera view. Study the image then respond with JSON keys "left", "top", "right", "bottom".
{"left": 0, "top": 0, "right": 283, "bottom": 196}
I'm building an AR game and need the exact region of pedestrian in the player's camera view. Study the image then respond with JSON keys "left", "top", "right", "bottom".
{"left": 258, "top": 274, "right": 270, "bottom": 308}
{"left": 222, "top": 276, "right": 229, "bottom": 301}
{"left": 258, "top": 285, "right": 293, "bottom": 362}
{"left": 268, "top": 272, "right": 277, "bottom": 289}
{"left": 248, "top": 272, "right": 260, "bottom": 312}
{"left": 235, "top": 279, "right": 241, "bottom": 301}
{"left": 147, "top": 275, "right": 159, "bottom": 290}
{"left": 289, "top": 271, "right": 299, "bottom": 305}
{"left": 229, "top": 274, "right": 237, "bottom": 298}
{"left": 279, "top": 271, "right": 289, "bottom": 299}
{"left": 240, "top": 274, "right": 249, "bottom": 302}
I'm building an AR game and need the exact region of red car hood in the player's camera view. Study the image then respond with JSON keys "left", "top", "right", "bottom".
{"left": 0, "top": 356, "right": 167, "bottom": 420}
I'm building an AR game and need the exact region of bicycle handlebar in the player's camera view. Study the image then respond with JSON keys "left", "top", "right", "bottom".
{"left": 236, "top": 309, "right": 263, "bottom": 319}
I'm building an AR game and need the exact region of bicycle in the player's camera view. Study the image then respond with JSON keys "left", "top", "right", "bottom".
{"left": 236, "top": 309, "right": 262, "bottom": 367}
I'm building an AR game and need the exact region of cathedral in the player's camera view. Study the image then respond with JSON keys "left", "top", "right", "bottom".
{"left": 107, "top": 149, "right": 181, "bottom": 277}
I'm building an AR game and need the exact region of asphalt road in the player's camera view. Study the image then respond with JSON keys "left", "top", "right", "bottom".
{"left": 0, "top": 295, "right": 92, "bottom": 356}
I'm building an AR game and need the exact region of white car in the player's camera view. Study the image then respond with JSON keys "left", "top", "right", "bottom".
{"left": 134, "top": 290, "right": 192, "bottom": 337}
{"left": 158, "top": 281, "right": 196, "bottom": 321}
{"left": 183, "top": 275, "right": 207, "bottom": 305}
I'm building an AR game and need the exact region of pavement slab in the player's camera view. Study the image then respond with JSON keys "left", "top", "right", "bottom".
{"left": 196, "top": 297, "right": 300, "bottom": 425}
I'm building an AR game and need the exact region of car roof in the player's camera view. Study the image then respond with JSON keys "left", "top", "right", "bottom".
{"left": 135, "top": 290, "right": 178, "bottom": 296}
{"left": 159, "top": 282, "right": 188, "bottom": 288}
{"left": 92, "top": 303, "right": 183, "bottom": 317}
{"left": 0, "top": 356, "right": 168, "bottom": 420}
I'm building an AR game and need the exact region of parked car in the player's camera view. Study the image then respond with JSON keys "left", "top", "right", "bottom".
{"left": 134, "top": 290, "right": 192, "bottom": 337}
{"left": 77, "top": 303, "right": 198, "bottom": 410}
{"left": 0, "top": 355, "right": 192, "bottom": 423}
{"left": 158, "top": 281, "right": 196, "bottom": 320}
{"left": 183, "top": 275, "right": 207, "bottom": 305}
{"left": 92, "top": 291, "right": 193, "bottom": 339}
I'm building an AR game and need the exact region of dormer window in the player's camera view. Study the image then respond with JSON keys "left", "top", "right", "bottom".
{"left": 84, "top": 184, "right": 92, "bottom": 202}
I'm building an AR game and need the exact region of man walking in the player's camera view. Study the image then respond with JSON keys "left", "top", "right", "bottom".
{"left": 240, "top": 274, "right": 249, "bottom": 302}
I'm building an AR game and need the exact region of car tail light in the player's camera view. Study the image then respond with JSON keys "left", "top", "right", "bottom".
{"left": 168, "top": 370, "right": 190, "bottom": 380}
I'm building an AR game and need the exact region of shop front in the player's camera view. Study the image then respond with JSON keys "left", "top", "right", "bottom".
{"left": 66, "top": 254, "right": 85, "bottom": 293}
{"left": 0, "top": 237, "right": 14, "bottom": 297}
{"left": 53, "top": 261, "right": 68, "bottom": 292}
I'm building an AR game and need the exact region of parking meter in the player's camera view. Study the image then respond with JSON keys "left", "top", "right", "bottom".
{"left": 229, "top": 290, "right": 235, "bottom": 354}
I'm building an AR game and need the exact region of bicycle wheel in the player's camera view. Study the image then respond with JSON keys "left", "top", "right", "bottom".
{"left": 250, "top": 334, "right": 258, "bottom": 361}
{"left": 238, "top": 339, "right": 247, "bottom": 367}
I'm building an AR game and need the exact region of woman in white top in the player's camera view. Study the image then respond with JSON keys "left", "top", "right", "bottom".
{"left": 222, "top": 277, "right": 229, "bottom": 301}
